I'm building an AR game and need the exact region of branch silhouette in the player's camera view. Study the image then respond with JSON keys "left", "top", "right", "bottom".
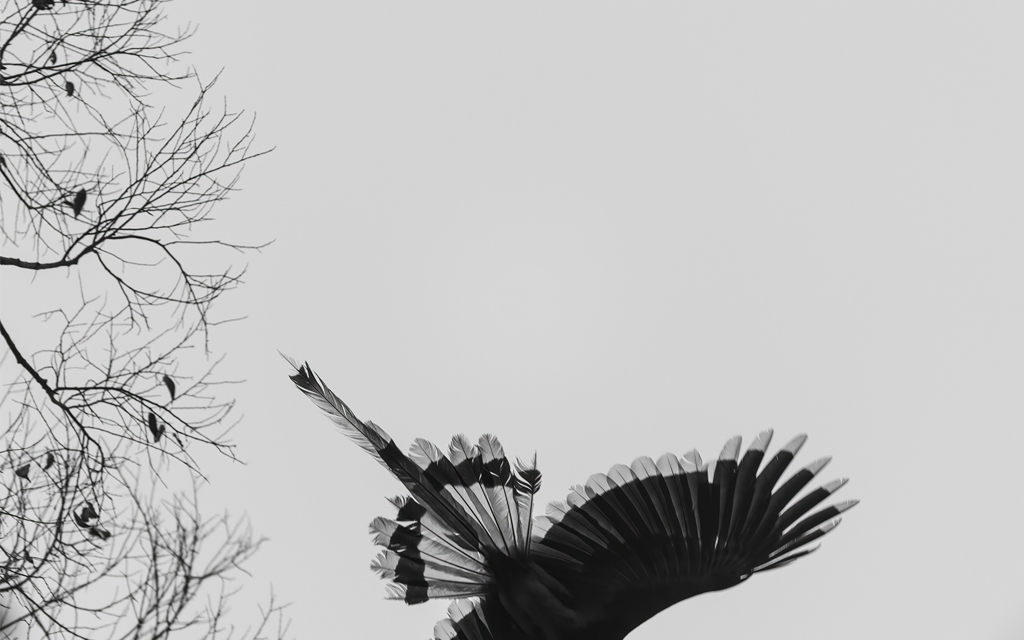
{"left": 1, "top": 1, "right": 285, "bottom": 638}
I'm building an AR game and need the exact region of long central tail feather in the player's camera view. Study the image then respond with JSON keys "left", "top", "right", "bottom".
{"left": 286, "top": 357, "right": 543, "bottom": 608}
{"left": 286, "top": 358, "right": 484, "bottom": 549}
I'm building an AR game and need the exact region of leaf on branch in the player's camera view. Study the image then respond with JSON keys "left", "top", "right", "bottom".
{"left": 50, "top": 51, "right": 57, "bottom": 65}
{"left": 74, "top": 503, "right": 99, "bottom": 528}
{"left": 44, "top": 452, "right": 55, "bottom": 469}
{"left": 15, "top": 463, "right": 31, "bottom": 480}
{"left": 147, "top": 411, "right": 165, "bottom": 442}
{"left": 163, "top": 374, "right": 176, "bottom": 400}
{"left": 71, "top": 188, "right": 86, "bottom": 217}
{"left": 33, "top": 0, "right": 55, "bottom": 9}
{"left": 65, "top": 80, "right": 74, "bottom": 97}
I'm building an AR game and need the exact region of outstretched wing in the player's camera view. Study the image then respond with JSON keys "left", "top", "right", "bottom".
{"left": 522, "top": 431, "right": 857, "bottom": 639}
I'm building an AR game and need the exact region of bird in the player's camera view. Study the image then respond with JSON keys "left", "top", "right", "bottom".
{"left": 287, "top": 359, "right": 857, "bottom": 640}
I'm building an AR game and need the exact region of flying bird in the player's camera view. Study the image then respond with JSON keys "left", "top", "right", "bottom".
{"left": 288, "top": 360, "right": 856, "bottom": 640}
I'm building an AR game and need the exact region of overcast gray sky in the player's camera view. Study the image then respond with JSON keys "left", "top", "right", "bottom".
{"left": 130, "top": 2, "right": 1024, "bottom": 638}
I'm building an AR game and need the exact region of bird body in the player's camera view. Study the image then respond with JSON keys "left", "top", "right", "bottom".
{"left": 287, "top": 360, "right": 855, "bottom": 640}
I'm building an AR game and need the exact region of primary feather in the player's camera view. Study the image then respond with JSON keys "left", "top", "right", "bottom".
{"left": 286, "top": 359, "right": 856, "bottom": 640}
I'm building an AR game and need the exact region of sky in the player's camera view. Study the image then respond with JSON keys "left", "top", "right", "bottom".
{"left": 12, "top": 2, "right": 1024, "bottom": 639}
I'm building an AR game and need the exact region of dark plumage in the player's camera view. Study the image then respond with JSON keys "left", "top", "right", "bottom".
{"left": 288, "top": 360, "right": 856, "bottom": 640}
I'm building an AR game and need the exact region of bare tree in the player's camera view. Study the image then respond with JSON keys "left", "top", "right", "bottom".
{"left": 0, "top": 1, "right": 284, "bottom": 637}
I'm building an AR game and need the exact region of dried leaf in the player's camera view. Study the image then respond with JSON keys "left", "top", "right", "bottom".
{"left": 163, "top": 374, "right": 176, "bottom": 400}
{"left": 65, "top": 80, "right": 74, "bottom": 97}
{"left": 147, "top": 411, "right": 164, "bottom": 442}
{"left": 74, "top": 503, "right": 99, "bottom": 528}
{"left": 71, "top": 188, "right": 86, "bottom": 217}
{"left": 15, "top": 463, "right": 30, "bottom": 480}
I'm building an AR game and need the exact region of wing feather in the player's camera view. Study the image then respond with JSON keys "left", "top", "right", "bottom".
{"left": 529, "top": 432, "right": 856, "bottom": 639}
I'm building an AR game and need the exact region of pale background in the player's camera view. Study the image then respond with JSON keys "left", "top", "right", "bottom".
{"left": 39, "top": 2, "right": 1024, "bottom": 638}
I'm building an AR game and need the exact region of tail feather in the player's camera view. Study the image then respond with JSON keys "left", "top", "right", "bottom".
{"left": 433, "top": 599, "right": 502, "bottom": 640}
{"left": 368, "top": 517, "right": 489, "bottom": 579}
{"left": 384, "top": 496, "right": 482, "bottom": 558}
{"left": 287, "top": 360, "right": 484, "bottom": 549}
{"left": 513, "top": 455, "right": 541, "bottom": 552}
{"left": 372, "top": 550, "right": 490, "bottom": 589}
{"left": 478, "top": 434, "right": 519, "bottom": 555}
{"left": 410, "top": 437, "right": 509, "bottom": 554}
{"left": 286, "top": 358, "right": 543, "bottom": 606}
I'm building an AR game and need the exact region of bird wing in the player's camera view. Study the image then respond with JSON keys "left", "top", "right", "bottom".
{"left": 522, "top": 431, "right": 857, "bottom": 639}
